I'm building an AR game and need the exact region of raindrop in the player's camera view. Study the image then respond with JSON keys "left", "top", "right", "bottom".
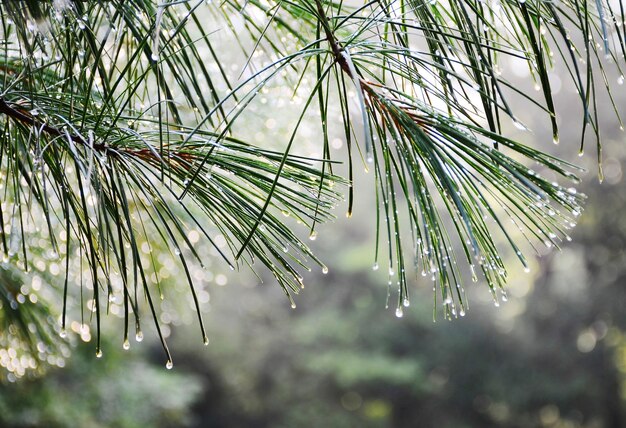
{"left": 322, "top": 266, "right": 329, "bottom": 274}
{"left": 135, "top": 331, "right": 144, "bottom": 342}
{"left": 203, "top": 336, "right": 209, "bottom": 346}
{"left": 618, "top": 75, "right": 624, "bottom": 85}
{"left": 309, "top": 230, "right": 318, "bottom": 241}
{"left": 166, "top": 360, "right": 173, "bottom": 370}
{"left": 395, "top": 307, "right": 404, "bottom": 318}
{"left": 123, "top": 340, "right": 130, "bottom": 350}
{"left": 403, "top": 297, "right": 410, "bottom": 307}
{"left": 470, "top": 264, "right": 478, "bottom": 282}
{"left": 372, "top": 262, "right": 379, "bottom": 271}
{"left": 513, "top": 120, "right": 527, "bottom": 131}
{"left": 96, "top": 350, "right": 103, "bottom": 358}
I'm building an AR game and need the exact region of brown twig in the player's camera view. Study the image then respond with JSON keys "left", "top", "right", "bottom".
{"left": 0, "top": 97, "right": 107, "bottom": 150}
{"left": 314, "top": 0, "right": 353, "bottom": 78}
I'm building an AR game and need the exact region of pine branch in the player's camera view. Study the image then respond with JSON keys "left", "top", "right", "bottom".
{"left": 0, "top": 98, "right": 106, "bottom": 150}
{"left": 0, "top": 0, "right": 622, "bottom": 371}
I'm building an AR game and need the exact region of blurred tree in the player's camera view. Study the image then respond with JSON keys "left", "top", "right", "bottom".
{"left": 0, "top": 0, "right": 622, "bottom": 372}
{"left": 0, "top": 337, "right": 203, "bottom": 427}
{"left": 162, "top": 158, "right": 626, "bottom": 428}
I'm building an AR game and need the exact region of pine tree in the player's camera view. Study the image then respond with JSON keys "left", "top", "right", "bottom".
{"left": 0, "top": 0, "right": 621, "bottom": 376}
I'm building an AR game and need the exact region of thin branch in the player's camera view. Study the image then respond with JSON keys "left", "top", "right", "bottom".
{"left": 0, "top": 97, "right": 107, "bottom": 150}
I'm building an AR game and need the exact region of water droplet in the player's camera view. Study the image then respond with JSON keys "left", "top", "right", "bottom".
{"left": 372, "top": 262, "right": 379, "bottom": 271}
{"left": 174, "top": 248, "right": 181, "bottom": 256}
{"left": 290, "top": 302, "right": 297, "bottom": 309}
{"left": 552, "top": 137, "right": 559, "bottom": 145}
{"left": 96, "top": 350, "right": 103, "bottom": 358}
{"left": 151, "top": 53, "right": 159, "bottom": 61}
{"left": 444, "top": 296, "right": 453, "bottom": 305}
{"left": 366, "top": 153, "right": 374, "bottom": 163}
{"left": 309, "top": 230, "right": 317, "bottom": 241}
{"left": 203, "top": 336, "right": 210, "bottom": 346}
{"left": 123, "top": 340, "right": 130, "bottom": 350}
{"left": 395, "top": 307, "right": 404, "bottom": 318}
{"left": 470, "top": 265, "right": 478, "bottom": 282}
{"left": 618, "top": 75, "right": 624, "bottom": 85}
{"left": 59, "top": 329, "right": 67, "bottom": 338}
{"left": 523, "top": 266, "right": 530, "bottom": 273}
{"left": 135, "top": 331, "right": 144, "bottom": 342}
{"left": 403, "top": 297, "right": 410, "bottom": 307}
{"left": 388, "top": 268, "right": 394, "bottom": 276}
{"left": 166, "top": 360, "right": 173, "bottom": 369}
{"left": 513, "top": 120, "right": 527, "bottom": 131}
{"left": 459, "top": 309, "right": 466, "bottom": 317}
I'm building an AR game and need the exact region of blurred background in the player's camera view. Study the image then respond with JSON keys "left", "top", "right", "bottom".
{"left": 1, "top": 10, "right": 626, "bottom": 428}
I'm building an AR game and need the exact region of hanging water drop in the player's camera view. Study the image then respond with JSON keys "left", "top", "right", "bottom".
{"left": 470, "top": 264, "right": 478, "bottom": 282}
{"left": 372, "top": 262, "right": 379, "bottom": 271}
{"left": 59, "top": 329, "right": 67, "bottom": 339}
{"left": 203, "top": 336, "right": 210, "bottom": 346}
{"left": 96, "top": 349, "right": 103, "bottom": 358}
{"left": 135, "top": 331, "right": 144, "bottom": 342}
{"left": 166, "top": 360, "right": 173, "bottom": 370}
{"left": 395, "top": 307, "right": 404, "bottom": 318}
{"left": 309, "top": 230, "right": 317, "bottom": 241}
{"left": 322, "top": 266, "right": 329, "bottom": 274}
{"left": 403, "top": 297, "right": 410, "bottom": 307}
{"left": 513, "top": 120, "right": 527, "bottom": 131}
